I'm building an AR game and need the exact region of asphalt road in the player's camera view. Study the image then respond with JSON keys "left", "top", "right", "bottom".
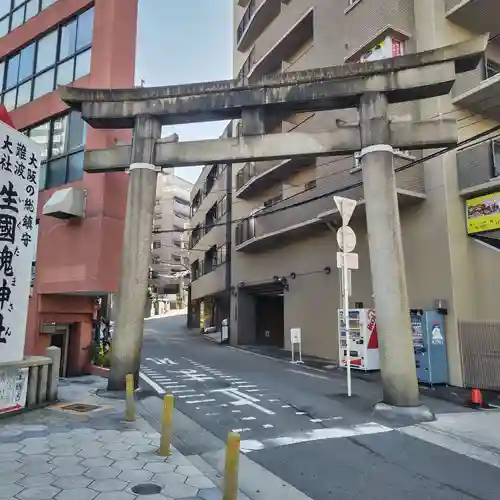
{"left": 139, "top": 315, "right": 500, "bottom": 500}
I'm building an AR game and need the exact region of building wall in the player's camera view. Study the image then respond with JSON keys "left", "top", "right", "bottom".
{"left": 229, "top": 0, "right": 500, "bottom": 386}
{"left": 1, "top": 0, "right": 140, "bottom": 372}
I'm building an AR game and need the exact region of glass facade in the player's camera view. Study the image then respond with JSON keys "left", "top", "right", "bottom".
{"left": 0, "top": 0, "right": 58, "bottom": 37}
{"left": 0, "top": 7, "right": 93, "bottom": 111}
{"left": 24, "top": 111, "right": 87, "bottom": 190}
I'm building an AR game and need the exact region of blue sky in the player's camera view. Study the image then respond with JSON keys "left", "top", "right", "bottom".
{"left": 135, "top": 0, "right": 234, "bottom": 184}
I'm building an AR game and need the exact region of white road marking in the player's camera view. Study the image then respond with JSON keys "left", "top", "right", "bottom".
{"left": 178, "top": 394, "right": 206, "bottom": 399}
{"left": 210, "top": 388, "right": 275, "bottom": 416}
{"left": 220, "top": 404, "right": 229, "bottom": 407}
{"left": 146, "top": 357, "right": 169, "bottom": 365}
{"left": 296, "top": 412, "right": 306, "bottom": 415}
{"left": 240, "top": 423, "right": 393, "bottom": 453}
{"left": 205, "top": 413, "right": 220, "bottom": 416}
{"left": 232, "top": 428, "right": 252, "bottom": 433}
{"left": 234, "top": 384, "right": 256, "bottom": 388}
{"left": 186, "top": 399, "right": 216, "bottom": 404}
{"left": 139, "top": 372, "right": 166, "bottom": 395}
{"left": 268, "top": 399, "right": 279, "bottom": 403}
{"left": 263, "top": 424, "right": 274, "bottom": 429}
{"left": 281, "top": 405, "right": 291, "bottom": 408}
{"left": 164, "top": 384, "right": 187, "bottom": 389}
{"left": 171, "top": 389, "right": 196, "bottom": 394}
{"left": 232, "top": 410, "right": 241, "bottom": 413}
{"left": 286, "top": 369, "right": 330, "bottom": 380}
{"left": 246, "top": 389, "right": 260, "bottom": 393}
{"left": 241, "top": 416, "right": 256, "bottom": 421}
{"left": 310, "top": 417, "right": 343, "bottom": 423}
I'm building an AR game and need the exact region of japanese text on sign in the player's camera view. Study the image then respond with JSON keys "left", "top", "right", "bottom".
{"left": 0, "top": 123, "right": 41, "bottom": 363}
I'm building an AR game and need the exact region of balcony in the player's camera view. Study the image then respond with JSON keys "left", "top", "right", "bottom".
{"left": 249, "top": 8, "right": 313, "bottom": 80}
{"left": 237, "top": 0, "right": 282, "bottom": 53}
{"left": 191, "top": 264, "right": 226, "bottom": 301}
{"left": 457, "top": 139, "right": 500, "bottom": 197}
{"left": 235, "top": 163, "right": 425, "bottom": 253}
{"left": 453, "top": 72, "right": 500, "bottom": 122}
{"left": 236, "top": 157, "right": 313, "bottom": 198}
{"left": 446, "top": 0, "right": 500, "bottom": 34}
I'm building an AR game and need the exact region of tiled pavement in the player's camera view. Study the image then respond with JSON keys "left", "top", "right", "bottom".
{"left": 0, "top": 377, "right": 225, "bottom": 500}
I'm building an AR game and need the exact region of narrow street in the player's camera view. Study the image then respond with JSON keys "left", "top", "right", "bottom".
{"left": 139, "top": 315, "right": 500, "bottom": 500}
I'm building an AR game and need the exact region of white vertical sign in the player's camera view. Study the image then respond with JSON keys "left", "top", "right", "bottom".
{"left": 290, "top": 328, "right": 303, "bottom": 364}
{"left": 0, "top": 123, "right": 41, "bottom": 363}
{"left": 334, "top": 196, "right": 357, "bottom": 397}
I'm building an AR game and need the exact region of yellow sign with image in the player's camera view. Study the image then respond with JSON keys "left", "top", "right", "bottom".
{"left": 466, "top": 191, "right": 500, "bottom": 234}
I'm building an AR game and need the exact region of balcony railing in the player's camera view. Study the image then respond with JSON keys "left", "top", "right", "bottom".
{"left": 236, "top": 162, "right": 257, "bottom": 191}
{"left": 236, "top": 0, "right": 281, "bottom": 52}
{"left": 235, "top": 161, "right": 426, "bottom": 252}
{"left": 446, "top": 0, "right": 499, "bottom": 34}
{"left": 236, "top": 157, "right": 314, "bottom": 198}
{"left": 248, "top": 8, "right": 313, "bottom": 80}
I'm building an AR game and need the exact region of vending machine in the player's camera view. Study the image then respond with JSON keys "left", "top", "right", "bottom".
{"left": 410, "top": 309, "right": 448, "bottom": 385}
{"left": 338, "top": 308, "right": 380, "bottom": 371}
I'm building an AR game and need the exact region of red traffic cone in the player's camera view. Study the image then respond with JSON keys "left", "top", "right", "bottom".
{"left": 471, "top": 388, "right": 483, "bottom": 409}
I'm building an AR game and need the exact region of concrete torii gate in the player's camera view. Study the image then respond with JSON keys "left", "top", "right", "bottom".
{"left": 60, "top": 35, "right": 486, "bottom": 416}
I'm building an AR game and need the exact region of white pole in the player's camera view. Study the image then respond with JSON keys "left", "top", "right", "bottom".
{"left": 342, "top": 246, "right": 352, "bottom": 397}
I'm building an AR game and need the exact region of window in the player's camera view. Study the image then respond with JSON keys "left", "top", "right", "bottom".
{"left": 153, "top": 241, "right": 161, "bottom": 249}
{"left": 24, "top": 111, "right": 87, "bottom": 190}
{"left": 0, "top": 0, "right": 63, "bottom": 35}
{"left": 493, "top": 140, "right": 500, "bottom": 178}
{"left": 486, "top": 59, "right": 500, "bottom": 80}
{"left": 1, "top": 7, "right": 93, "bottom": 110}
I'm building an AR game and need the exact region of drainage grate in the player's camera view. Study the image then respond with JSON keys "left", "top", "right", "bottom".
{"left": 59, "top": 403, "right": 101, "bottom": 413}
{"left": 131, "top": 483, "right": 162, "bottom": 495}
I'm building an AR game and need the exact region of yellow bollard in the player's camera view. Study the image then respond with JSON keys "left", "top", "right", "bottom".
{"left": 124, "top": 373, "right": 135, "bottom": 422}
{"left": 223, "top": 432, "right": 241, "bottom": 500}
{"left": 158, "top": 394, "right": 174, "bottom": 456}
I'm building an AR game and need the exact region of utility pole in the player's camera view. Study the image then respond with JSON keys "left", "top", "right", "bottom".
{"left": 107, "top": 115, "right": 162, "bottom": 391}
{"left": 358, "top": 93, "right": 421, "bottom": 410}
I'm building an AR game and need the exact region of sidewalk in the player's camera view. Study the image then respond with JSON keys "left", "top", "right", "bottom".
{"left": 0, "top": 376, "right": 228, "bottom": 500}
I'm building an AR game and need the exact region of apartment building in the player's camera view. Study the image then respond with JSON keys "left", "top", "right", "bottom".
{"left": 188, "top": 125, "right": 232, "bottom": 331}
{"left": 1, "top": 0, "right": 138, "bottom": 376}
{"left": 151, "top": 172, "right": 192, "bottom": 307}
{"left": 190, "top": 0, "right": 500, "bottom": 388}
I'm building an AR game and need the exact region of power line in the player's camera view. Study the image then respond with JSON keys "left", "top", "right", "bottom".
{"left": 154, "top": 122, "right": 500, "bottom": 238}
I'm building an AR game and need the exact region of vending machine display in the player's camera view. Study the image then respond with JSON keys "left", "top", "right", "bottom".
{"left": 410, "top": 309, "right": 448, "bottom": 385}
{"left": 338, "top": 308, "right": 380, "bottom": 371}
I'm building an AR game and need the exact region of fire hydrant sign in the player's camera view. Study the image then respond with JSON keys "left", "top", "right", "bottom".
{"left": 0, "top": 122, "right": 41, "bottom": 363}
{"left": 0, "top": 367, "right": 28, "bottom": 414}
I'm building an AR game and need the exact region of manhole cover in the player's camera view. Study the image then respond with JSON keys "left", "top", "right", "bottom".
{"left": 131, "top": 483, "right": 162, "bottom": 495}
{"left": 59, "top": 403, "right": 101, "bottom": 413}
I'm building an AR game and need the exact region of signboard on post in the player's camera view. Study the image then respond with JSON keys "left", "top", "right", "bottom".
{"left": 334, "top": 196, "right": 358, "bottom": 397}
{"left": 290, "top": 328, "right": 303, "bottom": 364}
{"left": 0, "top": 123, "right": 41, "bottom": 364}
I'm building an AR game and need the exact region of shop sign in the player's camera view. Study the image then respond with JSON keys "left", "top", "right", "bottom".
{"left": 466, "top": 191, "right": 500, "bottom": 234}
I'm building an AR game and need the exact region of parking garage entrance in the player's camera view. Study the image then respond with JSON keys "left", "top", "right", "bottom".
{"left": 237, "top": 281, "right": 285, "bottom": 348}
